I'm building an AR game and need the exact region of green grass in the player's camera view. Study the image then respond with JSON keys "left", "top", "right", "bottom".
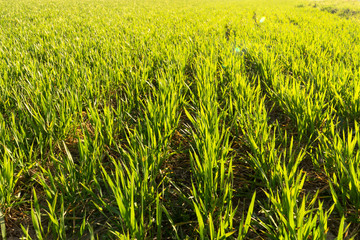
{"left": 305, "top": 0, "right": 360, "bottom": 20}
{"left": 1, "top": 0, "right": 360, "bottom": 239}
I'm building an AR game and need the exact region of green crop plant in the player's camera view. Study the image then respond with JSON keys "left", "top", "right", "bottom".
{"left": 258, "top": 165, "right": 335, "bottom": 239}
{"left": 271, "top": 76, "right": 333, "bottom": 143}
{"left": 89, "top": 71, "right": 184, "bottom": 238}
{"left": 0, "top": 155, "right": 16, "bottom": 240}
{"left": 318, "top": 122, "right": 360, "bottom": 226}
{"left": 183, "top": 46, "right": 236, "bottom": 238}
{"left": 1, "top": 0, "right": 360, "bottom": 238}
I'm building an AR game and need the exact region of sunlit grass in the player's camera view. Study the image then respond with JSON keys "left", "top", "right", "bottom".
{"left": 0, "top": 0, "right": 360, "bottom": 238}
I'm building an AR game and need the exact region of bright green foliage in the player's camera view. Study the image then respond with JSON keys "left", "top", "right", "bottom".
{"left": 258, "top": 166, "right": 332, "bottom": 240}
{"left": 319, "top": 122, "right": 360, "bottom": 223}
{"left": 0, "top": 0, "right": 359, "bottom": 239}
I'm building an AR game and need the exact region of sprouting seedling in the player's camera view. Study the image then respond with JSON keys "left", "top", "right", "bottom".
{"left": 260, "top": 17, "right": 266, "bottom": 23}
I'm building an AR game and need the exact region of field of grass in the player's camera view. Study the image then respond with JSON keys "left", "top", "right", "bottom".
{"left": 307, "top": 0, "right": 360, "bottom": 20}
{"left": 1, "top": 0, "right": 360, "bottom": 239}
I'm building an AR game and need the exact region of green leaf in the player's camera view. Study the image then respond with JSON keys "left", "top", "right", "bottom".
{"left": 0, "top": 208, "right": 6, "bottom": 240}
{"left": 194, "top": 202, "right": 205, "bottom": 240}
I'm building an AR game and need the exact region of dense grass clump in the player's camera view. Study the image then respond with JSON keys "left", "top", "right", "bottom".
{"left": 1, "top": 0, "right": 360, "bottom": 239}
